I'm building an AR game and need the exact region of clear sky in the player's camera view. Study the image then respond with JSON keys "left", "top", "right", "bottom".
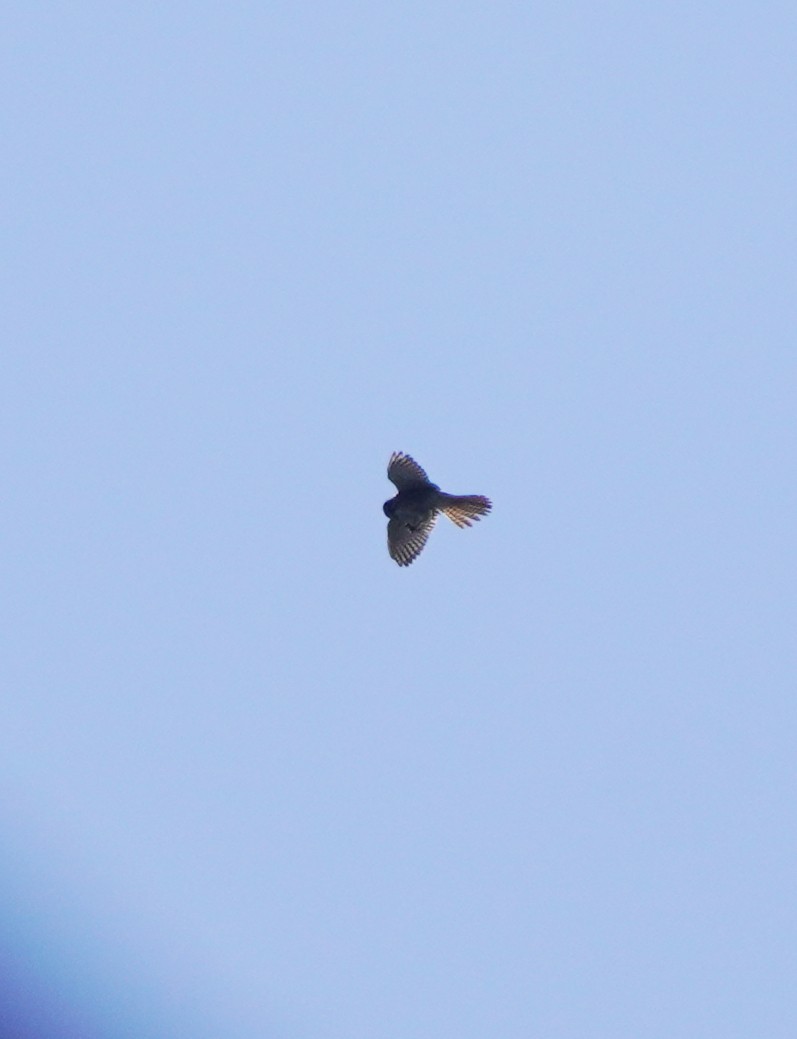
{"left": 3, "top": 3, "right": 796, "bottom": 1037}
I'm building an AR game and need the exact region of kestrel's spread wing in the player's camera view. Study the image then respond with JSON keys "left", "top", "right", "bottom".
{"left": 387, "top": 512, "right": 438, "bottom": 567}
{"left": 387, "top": 451, "right": 432, "bottom": 490}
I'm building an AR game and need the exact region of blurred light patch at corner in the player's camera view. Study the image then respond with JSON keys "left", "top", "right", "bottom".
{"left": 0, "top": 853, "right": 229, "bottom": 1039}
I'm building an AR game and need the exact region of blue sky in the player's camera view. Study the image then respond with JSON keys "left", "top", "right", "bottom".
{"left": 3, "top": 3, "right": 796, "bottom": 1037}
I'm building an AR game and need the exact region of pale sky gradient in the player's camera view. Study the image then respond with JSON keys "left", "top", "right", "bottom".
{"left": 3, "top": 4, "right": 796, "bottom": 1038}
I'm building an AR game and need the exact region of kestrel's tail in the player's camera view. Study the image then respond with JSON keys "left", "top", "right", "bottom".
{"left": 438, "top": 493, "right": 492, "bottom": 528}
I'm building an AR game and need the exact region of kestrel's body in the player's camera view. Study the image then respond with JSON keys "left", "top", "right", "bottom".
{"left": 383, "top": 451, "right": 492, "bottom": 566}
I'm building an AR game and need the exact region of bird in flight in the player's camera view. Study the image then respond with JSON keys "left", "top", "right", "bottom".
{"left": 383, "top": 451, "right": 492, "bottom": 566}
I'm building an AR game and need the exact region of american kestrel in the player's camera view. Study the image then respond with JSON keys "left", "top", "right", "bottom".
{"left": 383, "top": 451, "right": 492, "bottom": 566}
